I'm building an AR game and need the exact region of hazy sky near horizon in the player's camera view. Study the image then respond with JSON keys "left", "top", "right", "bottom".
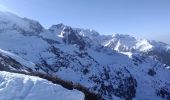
{"left": 0, "top": 0, "right": 169, "bottom": 44}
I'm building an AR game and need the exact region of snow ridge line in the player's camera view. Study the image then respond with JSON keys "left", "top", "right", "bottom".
{"left": 0, "top": 70, "right": 103, "bottom": 100}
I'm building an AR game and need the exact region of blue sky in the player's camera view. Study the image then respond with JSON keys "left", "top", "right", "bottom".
{"left": 0, "top": 0, "right": 169, "bottom": 44}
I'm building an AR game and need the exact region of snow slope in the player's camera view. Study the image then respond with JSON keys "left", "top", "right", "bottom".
{"left": 0, "top": 48, "right": 36, "bottom": 71}
{"left": 0, "top": 11, "right": 43, "bottom": 34}
{"left": 0, "top": 71, "right": 84, "bottom": 100}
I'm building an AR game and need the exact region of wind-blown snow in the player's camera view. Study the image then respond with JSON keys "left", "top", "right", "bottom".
{"left": 0, "top": 71, "right": 84, "bottom": 100}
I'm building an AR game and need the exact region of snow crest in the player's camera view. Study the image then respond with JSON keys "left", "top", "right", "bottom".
{"left": 0, "top": 71, "right": 84, "bottom": 100}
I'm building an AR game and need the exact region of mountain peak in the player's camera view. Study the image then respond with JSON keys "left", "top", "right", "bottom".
{"left": 0, "top": 11, "right": 44, "bottom": 35}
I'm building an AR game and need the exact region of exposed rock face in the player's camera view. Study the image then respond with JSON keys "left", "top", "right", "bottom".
{"left": 146, "top": 49, "right": 170, "bottom": 66}
{"left": 97, "top": 67, "right": 137, "bottom": 100}
{"left": 49, "top": 24, "right": 86, "bottom": 50}
{"left": 157, "top": 85, "right": 170, "bottom": 100}
{"left": 62, "top": 27, "right": 86, "bottom": 49}
{"left": 0, "top": 53, "right": 23, "bottom": 71}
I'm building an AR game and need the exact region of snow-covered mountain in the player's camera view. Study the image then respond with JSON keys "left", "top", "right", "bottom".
{"left": 78, "top": 31, "right": 170, "bottom": 66}
{"left": 0, "top": 11, "right": 170, "bottom": 100}
{"left": 0, "top": 12, "right": 43, "bottom": 35}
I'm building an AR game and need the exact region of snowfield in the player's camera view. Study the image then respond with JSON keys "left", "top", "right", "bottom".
{"left": 0, "top": 71, "right": 84, "bottom": 100}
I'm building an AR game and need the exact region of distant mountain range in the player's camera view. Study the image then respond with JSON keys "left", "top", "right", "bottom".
{"left": 0, "top": 11, "right": 169, "bottom": 100}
